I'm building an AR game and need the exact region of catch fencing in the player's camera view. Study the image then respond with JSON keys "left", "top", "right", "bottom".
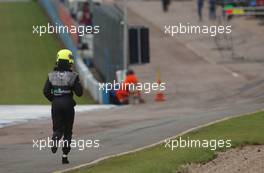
{"left": 92, "top": 4, "right": 124, "bottom": 82}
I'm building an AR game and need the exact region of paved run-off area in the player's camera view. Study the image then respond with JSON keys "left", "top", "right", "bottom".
{"left": 1, "top": 1, "right": 264, "bottom": 173}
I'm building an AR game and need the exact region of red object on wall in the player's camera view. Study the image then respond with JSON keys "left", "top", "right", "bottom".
{"left": 225, "top": 9, "right": 233, "bottom": 15}
{"left": 257, "top": 0, "right": 264, "bottom": 6}
{"left": 58, "top": 3, "right": 79, "bottom": 46}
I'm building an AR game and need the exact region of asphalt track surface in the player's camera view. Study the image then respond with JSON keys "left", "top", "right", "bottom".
{"left": 1, "top": 3, "right": 264, "bottom": 173}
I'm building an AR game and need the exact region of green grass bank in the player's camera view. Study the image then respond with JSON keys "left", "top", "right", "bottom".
{"left": 0, "top": 1, "right": 93, "bottom": 104}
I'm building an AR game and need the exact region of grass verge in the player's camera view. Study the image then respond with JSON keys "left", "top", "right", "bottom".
{"left": 73, "top": 111, "right": 264, "bottom": 173}
{"left": 0, "top": 1, "right": 94, "bottom": 104}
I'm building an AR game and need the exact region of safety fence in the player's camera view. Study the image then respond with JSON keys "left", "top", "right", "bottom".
{"left": 92, "top": 4, "right": 124, "bottom": 82}
{"left": 39, "top": 0, "right": 109, "bottom": 104}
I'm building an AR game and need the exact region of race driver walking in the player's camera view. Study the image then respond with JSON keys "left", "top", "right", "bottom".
{"left": 43, "top": 49, "right": 83, "bottom": 164}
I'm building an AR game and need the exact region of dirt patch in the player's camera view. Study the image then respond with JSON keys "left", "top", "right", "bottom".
{"left": 179, "top": 145, "right": 264, "bottom": 173}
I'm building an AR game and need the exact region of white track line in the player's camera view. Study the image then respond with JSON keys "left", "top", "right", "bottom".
{"left": 0, "top": 105, "right": 115, "bottom": 128}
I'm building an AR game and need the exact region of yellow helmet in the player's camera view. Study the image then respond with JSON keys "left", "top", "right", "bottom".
{"left": 56, "top": 49, "right": 74, "bottom": 64}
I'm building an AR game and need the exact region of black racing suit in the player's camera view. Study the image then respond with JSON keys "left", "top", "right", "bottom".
{"left": 43, "top": 67, "right": 83, "bottom": 155}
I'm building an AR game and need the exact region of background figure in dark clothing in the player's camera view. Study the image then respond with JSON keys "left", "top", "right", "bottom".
{"left": 43, "top": 49, "right": 83, "bottom": 164}
{"left": 209, "top": 0, "right": 216, "bottom": 20}
{"left": 197, "top": 0, "right": 204, "bottom": 21}
{"left": 161, "top": 0, "right": 171, "bottom": 12}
